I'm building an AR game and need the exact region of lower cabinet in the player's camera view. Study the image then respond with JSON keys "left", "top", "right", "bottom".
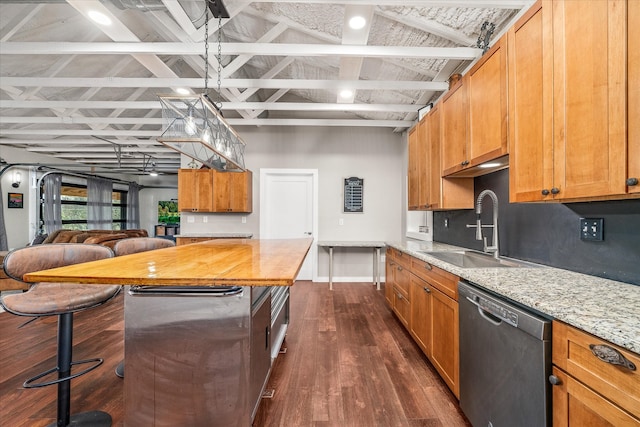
{"left": 385, "top": 250, "right": 460, "bottom": 398}
{"left": 551, "top": 321, "right": 640, "bottom": 426}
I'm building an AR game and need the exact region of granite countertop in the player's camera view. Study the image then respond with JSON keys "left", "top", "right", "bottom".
{"left": 386, "top": 239, "right": 640, "bottom": 355}
{"left": 175, "top": 232, "right": 253, "bottom": 238}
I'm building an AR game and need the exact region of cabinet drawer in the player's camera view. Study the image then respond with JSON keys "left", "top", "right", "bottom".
{"left": 393, "top": 249, "right": 412, "bottom": 270}
{"left": 410, "top": 257, "right": 459, "bottom": 301}
{"left": 393, "top": 285, "right": 410, "bottom": 327}
{"left": 553, "top": 321, "right": 640, "bottom": 418}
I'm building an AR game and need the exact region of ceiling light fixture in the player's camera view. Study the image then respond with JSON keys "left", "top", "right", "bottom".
{"left": 348, "top": 16, "right": 367, "bottom": 30}
{"left": 175, "top": 87, "right": 190, "bottom": 95}
{"left": 87, "top": 10, "right": 112, "bottom": 26}
{"left": 12, "top": 170, "right": 21, "bottom": 188}
{"left": 339, "top": 89, "right": 354, "bottom": 99}
{"left": 158, "top": 0, "right": 246, "bottom": 171}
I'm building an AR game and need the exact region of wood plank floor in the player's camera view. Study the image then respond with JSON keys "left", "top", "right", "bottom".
{"left": 0, "top": 282, "right": 470, "bottom": 427}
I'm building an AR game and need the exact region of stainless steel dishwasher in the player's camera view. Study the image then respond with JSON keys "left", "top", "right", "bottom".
{"left": 458, "top": 281, "right": 552, "bottom": 427}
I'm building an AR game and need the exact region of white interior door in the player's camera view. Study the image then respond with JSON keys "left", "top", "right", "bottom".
{"left": 260, "top": 169, "right": 318, "bottom": 281}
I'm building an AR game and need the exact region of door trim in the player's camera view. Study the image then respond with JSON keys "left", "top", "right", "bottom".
{"left": 259, "top": 168, "right": 318, "bottom": 282}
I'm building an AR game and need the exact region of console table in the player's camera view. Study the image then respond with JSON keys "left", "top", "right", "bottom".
{"left": 317, "top": 241, "right": 386, "bottom": 290}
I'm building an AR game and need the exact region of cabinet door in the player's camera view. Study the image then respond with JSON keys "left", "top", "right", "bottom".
{"left": 408, "top": 125, "right": 419, "bottom": 210}
{"left": 441, "top": 77, "right": 469, "bottom": 176}
{"left": 417, "top": 118, "right": 429, "bottom": 209}
{"left": 228, "top": 170, "right": 253, "bottom": 212}
{"left": 508, "top": 0, "right": 554, "bottom": 202}
{"left": 409, "top": 274, "right": 431, "bottom": 356}
{"left": 551, "top": 367, "right": 640, "bottom": 427}
{"left": 178, "top": 169, "right": 197, "bottom": 211}
{"left": 468, "top": 36, "right": 508, "bottom": 166}
{"left": 212, "top": 170, "right": 253, "bottom": 213}
{"left": 430, "top": 287, "right": 459, "bottom": 398}
{"left": 426, "top": 104, "right": 474, "bottom": 210}
{"left": 629, "top": 0, "right": 640, "bottom": 195}
{"left": 178, "top": 169, "right": 213, "bottom": 211}
{"left": 552, "top": 0, "right": 627, "bottom": 199}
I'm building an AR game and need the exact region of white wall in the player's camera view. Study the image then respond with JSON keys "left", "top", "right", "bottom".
{"left": 180, "top": 125, "right": 408, "bottom": 282}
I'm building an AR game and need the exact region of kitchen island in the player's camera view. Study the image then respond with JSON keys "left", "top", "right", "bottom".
{"left": 25, "top": 238, "right": 313, "bottom": 427}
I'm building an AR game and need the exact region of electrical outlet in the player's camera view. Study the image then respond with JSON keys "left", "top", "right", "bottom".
{"left": 242, "top": 216, "right": 247, "bottom": 224}
{"left": 338, "top": 218, "right": 344, "bottom": 226}
{"left": 202, "top": 216, "right": 208, "bottom": 223}
{"left": 187, "top": 215, "right": 195, "bottom": 223}
{"left": 580, "top": 218, "right": 604, "bottom": 241}
{"left": 444, "top": 218, "right": 449, "bottom": 228}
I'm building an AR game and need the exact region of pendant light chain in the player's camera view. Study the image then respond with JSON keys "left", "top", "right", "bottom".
{"left": 204, "top": 13, "right": 209, "bottom": 94}
{"left": 216, "top": 16, "right": 223, "bottom": 110}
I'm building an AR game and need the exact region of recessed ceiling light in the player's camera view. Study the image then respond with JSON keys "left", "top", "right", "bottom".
{"left": 176, "top": 88, "right": 190, "bottom": 95}
{"left": 87, "top": 10, "right": 112, "bottom": 26}
{"left": 348, "top": 16, "right": 366, "bottom": 30}
{"left": 339, "top": 89, "right": 354, "bottom": 98}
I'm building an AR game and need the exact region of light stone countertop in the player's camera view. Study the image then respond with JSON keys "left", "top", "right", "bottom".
{"left": 386, "top": 239, "right": 640, "bottom": 355}
{"left": 175, "top": 232, "right": 253, "bottom": 238}
{"left": 317, "top": 241, "right": 386, "bottom": 247}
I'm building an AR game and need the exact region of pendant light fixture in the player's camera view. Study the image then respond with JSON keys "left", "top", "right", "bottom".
{"left": 157, "top": 0, "right": 246, "bottom": 171}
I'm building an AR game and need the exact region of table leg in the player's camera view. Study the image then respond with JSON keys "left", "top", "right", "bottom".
{"left": 375, "top": 247, "right": 381, "bottom": 290}
{"left": 329, "top": 246, "right": 334, "bottom": 291}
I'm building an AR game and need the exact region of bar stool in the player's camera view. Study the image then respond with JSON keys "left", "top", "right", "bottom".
{"left": 1, "top": 243, "right": 121, "bottom": 427}
{"left": 112, "top": 237, "right": 176, "bottom": 378}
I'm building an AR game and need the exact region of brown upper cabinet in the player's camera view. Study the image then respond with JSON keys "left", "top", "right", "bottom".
{"left": 510, "top": 0, "right": 637, "bottom": 202}
{"left": 425, "top": 104, "right": 474, "bottom": 210}
{"left": 178, "top": 168, "right": 253, "bottom": 213}
{"left": 407, "top": 125, "right": 420, "bottom": 210}
{"left": 212, "top": 169, "right": 253, "bottom": 213}
{"left": 178, "top": 168, "right": 214, "bottom": 212}
{"left": 441, "top": 36, "right": 508, "bottom": 177}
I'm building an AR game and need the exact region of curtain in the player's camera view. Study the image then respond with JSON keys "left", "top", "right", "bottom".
{"left": 126, "top": 182, "right": 141, "bottom": 229}
{"left": 43, "top": 173, "right": 62, "bottom": 234}
{"left": 0, "top": 180, "right": 7, "bottom": 251}
{"left": 88, "top": 177, "right": 113, "bottom": 230}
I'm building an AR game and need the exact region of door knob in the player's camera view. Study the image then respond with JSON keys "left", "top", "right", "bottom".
{"left": 304, "top": 232, "right": 313, "bottom": 235}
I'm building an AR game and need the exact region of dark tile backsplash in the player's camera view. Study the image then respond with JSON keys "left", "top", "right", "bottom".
{"left": 433, "top": 169, "right": 640, "bottom": 286}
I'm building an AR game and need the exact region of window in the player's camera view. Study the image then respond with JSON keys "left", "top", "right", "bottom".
{"left": 47, "top": 182, "right": 128, "bottom": 230}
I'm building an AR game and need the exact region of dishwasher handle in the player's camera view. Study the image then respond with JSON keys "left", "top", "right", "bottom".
{"left": 466, "top": 296, "right": 503, "bottom": 326}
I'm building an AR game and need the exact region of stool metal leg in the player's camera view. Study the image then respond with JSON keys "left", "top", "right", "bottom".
{"left": 45, "top": 313, "right": 112, "bottom": 427}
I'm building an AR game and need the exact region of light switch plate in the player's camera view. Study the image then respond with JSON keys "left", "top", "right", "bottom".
{"left": 580, "top": 218, "right": 604, "bottom": 241}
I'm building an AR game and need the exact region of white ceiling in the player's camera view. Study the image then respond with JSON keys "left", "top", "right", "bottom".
{"left": 0, "top": 0, "right": 533, "bottom": 175}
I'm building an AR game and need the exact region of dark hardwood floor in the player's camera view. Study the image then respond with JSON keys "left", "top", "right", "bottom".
{"left": 0, "top": 282, "right": 470, "bottom": 427}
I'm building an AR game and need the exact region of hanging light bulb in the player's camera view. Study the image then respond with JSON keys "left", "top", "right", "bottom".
{"left": 202, "top": 127, "right": 212, "bottom": 144}
{"left": 184, "top": 113, "right": 197, "bottom": 136}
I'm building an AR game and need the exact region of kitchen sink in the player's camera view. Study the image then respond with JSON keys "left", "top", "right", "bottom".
{"left": 421, "top": 250, "right": 539, "bottom": 269}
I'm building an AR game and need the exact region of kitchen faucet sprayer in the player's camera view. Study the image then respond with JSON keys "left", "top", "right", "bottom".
{"left": 467, "top": 189, "right": 500, "bottom": 258}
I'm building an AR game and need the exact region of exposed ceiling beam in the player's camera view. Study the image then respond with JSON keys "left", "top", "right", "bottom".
{"left": 1, "top": 100, "right": 425, "bottom": 112}
{"left": 0, "top": 42, "right": 481, "bottom": 59}
{"left": 243, "top": 0, "right": 532, "bottom": 7}
{"left": 1, "top": 77, "right": 449, "bottom": 91}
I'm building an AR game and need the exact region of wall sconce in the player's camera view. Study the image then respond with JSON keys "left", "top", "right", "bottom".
{"left": 12, "top": 170, "right": 21, "bottom": 188}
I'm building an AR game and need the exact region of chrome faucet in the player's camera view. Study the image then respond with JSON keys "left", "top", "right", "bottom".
{"left": 466, "top": 189, "right": 499, "bottom": 258}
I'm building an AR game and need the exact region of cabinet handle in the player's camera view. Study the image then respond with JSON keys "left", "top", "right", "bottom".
{"left": 423, "top": 286, "right": 431, "bottom": 294}
{"left": 397, "top": 266, "right": 403, "bottom": 271}
{"left": 461, "top": 160, "right": 470, "bottom": 166}
{"left": 423, "top": 263, "right": 432, "bottom": 271}
{"left": 627, "top": 177, "right": 639, "bottom": 186}
{"left": 541, "top": 189, "right": 550, "bottom": 196}
{"left": 550, "top": 187, "right": 560, "bottom": 195}
{"left": 589, "top": 344, "right": 636, "bottom": 371}
{"left": 548, "top": 375, "right": 562, "bottom": 386}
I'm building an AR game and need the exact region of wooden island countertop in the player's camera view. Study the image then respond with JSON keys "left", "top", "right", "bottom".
{"left": 23, "top": 238, "right": 313, "bottom": 287}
